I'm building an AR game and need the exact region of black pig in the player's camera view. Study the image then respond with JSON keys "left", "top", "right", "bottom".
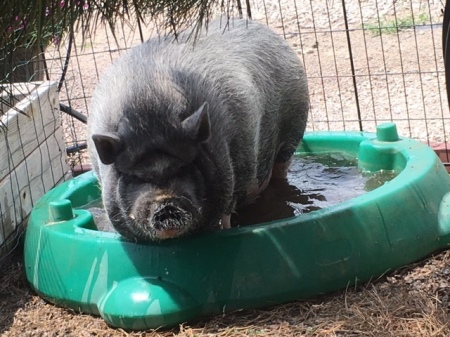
{"left": 88, "top": 19, "right": 309, "bottom": 241}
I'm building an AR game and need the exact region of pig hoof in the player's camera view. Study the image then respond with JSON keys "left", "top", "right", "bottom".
{"left": 220, "top": 214, "right": 231, "bottom": 229}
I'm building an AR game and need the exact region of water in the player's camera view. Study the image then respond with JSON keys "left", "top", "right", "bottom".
{"left": 231, "top": 153, "right": 397, "bottom": 226}
{"left": 82, "top": 153, "right": 397, "bottom": 230}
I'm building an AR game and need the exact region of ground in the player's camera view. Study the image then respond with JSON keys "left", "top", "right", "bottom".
{"left": 1, "top": 0, "right": 450, "bottom": 335}
{"left": 1, "top": 249, "right": 450, "bottom": 336}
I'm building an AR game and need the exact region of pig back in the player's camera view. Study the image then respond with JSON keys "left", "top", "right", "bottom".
{"left": 156, "top": 19, "right": 309, "bottom": 197}
{"left": 88, "top": 19, "right": 309, "bottom": 226}
{"left": 167, "top": 19, "right": 309, "bottom": 197}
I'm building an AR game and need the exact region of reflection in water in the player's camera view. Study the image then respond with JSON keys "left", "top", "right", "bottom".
{"left": 231, "top": 154, "right": 397, "bottom": 227}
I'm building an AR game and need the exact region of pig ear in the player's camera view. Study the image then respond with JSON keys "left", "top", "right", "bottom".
{"left": 92, "top": 132, "right": 123, "bottom": 165}
{"left": 181, "top": 102, "right": 210, "bottom": 143}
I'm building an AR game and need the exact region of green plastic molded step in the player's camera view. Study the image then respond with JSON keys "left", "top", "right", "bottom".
{"left": 24, "top": 123, "right": 450, "bottom": 330}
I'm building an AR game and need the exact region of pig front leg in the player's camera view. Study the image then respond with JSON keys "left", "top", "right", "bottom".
{"left": 220, "top": 196, "right": 237, "bottom": 229}
{"left": 243, "top": 155, "right": 294, "bottom": 207}
{"left": 271, "top": 157, "right": 293, "bottom": 180}
{"left": 244, "top": 169, "right": 273, "bottom": 205}
{"left": 220, "top": 214, "right": 231, "bottom": 229}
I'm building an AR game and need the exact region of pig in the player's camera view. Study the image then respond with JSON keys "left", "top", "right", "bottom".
{"left": 88, "top": 19, "right": 309, "bottom": 242}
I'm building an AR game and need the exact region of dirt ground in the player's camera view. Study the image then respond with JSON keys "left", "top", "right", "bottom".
{"left": 2, "top": 247, "right": 450, "bottom": 336}
{"left": 2, "top": 0, "right": 450, "bottom": 336}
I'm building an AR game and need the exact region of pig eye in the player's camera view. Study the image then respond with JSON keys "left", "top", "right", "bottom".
{"left": 125, "top": 150, "right": 186, "bottom": 181}
{"left": 141, "top": 149, "right": 181, "bottom": 166}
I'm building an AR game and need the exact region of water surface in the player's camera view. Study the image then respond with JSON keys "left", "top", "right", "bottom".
{"left": 231, "top": 153, "right": 397, "bottom": 226}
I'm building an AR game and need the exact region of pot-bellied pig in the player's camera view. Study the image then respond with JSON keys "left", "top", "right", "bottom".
{"left": 88, "top": 19, "right": 309, "bottom": 241}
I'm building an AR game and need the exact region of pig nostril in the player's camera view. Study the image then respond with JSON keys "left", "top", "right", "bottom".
{"left": 153, "top": 205, "right": 185, "bottom": 230}
{"left": 155, "top": 212, "right": 174, "bottom": 222}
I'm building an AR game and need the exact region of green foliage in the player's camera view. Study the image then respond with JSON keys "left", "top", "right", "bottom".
{"left": 362, "top": 12, "right": 430, "bottom": 36}
{"left": 1, "top": 1, "right": 88, "bottom": 49}
{"left": 0, "top": 0, "right": 231, "bottom": 51}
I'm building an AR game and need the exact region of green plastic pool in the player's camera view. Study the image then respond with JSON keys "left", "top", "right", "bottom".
{"left": 24, "top": 123, "right": 450, "bottom": 330}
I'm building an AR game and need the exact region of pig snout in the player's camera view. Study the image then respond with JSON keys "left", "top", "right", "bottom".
{"left": 130, "top": 196, "right": 199, "bottom": 240}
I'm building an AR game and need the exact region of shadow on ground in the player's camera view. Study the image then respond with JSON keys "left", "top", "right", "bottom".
{"left": 0, "top": 247, "right": 33, "bottom": 334}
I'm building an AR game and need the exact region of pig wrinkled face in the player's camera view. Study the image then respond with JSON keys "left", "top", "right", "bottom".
{"left": 92, "top": 102, "right": 211, "bottom": 241}
{"left": 110, "top": 171, "right": 204, "bottom": 241}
